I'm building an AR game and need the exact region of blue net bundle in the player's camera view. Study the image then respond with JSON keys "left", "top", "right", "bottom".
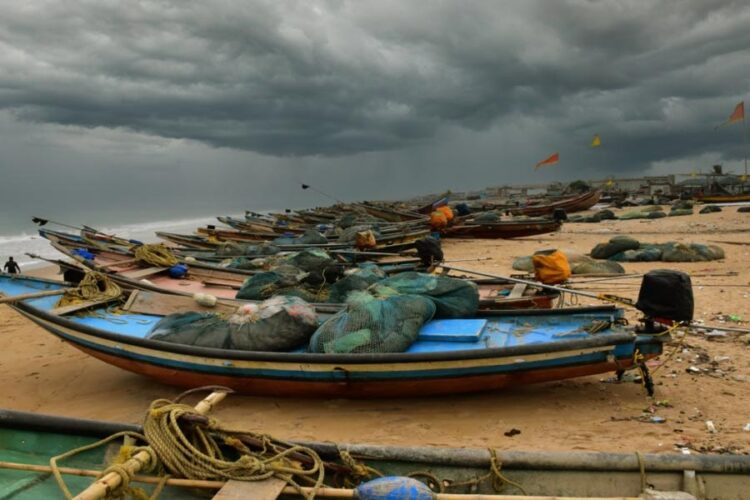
{"left": 370, "top": 272, "right": 479, "bottom": 318}
{"left": 309, "top": 290, "right": 436, "bottom": 353}
{"left": 148, "top": 296, "right": 319, "bottom": 352}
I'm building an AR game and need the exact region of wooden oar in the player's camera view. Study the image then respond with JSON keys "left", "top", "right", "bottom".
{"left": 440, "top": 265, "right": 632, "bottom": 305}
{"left": 0, "top": 288, "right": 66, "bottom": 304}
{"left": 74, "top": 390, "right": 228, "bottom": 500}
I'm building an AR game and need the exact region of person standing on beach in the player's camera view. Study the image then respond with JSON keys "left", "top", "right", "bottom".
{"left": 3, "top": 257, "right": 20, "bottom": 274}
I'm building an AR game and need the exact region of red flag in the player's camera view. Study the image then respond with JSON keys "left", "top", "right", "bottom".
{"left": 728, "top": 101, "right": 745, "bottom": 124}
{"left": 716, "top": 101, "right": 745, "bottom": 129}
{"left": 535, "top": 152, "right": 559, "bottom": 169}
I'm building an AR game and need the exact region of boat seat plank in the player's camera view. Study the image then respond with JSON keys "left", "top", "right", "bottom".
{"left": 122, "top": 290, "right": 238, "bottom": 316}
{"left": 418, "top": 319, "right": 486, "bottom": 342}
{"left": 212, "top": 478, "right": 286, "bottom": 500}
{"left": 50, "top": 297, "right": 120, "bottom": 316}
{"left": 120, "top": 267, "right": 168, "bottom": 279}
{"left": 508, "top": 283, "right": 527, "bottom": 299}
{"left": 202, "top": 280, "right": 242, "bottom": 290}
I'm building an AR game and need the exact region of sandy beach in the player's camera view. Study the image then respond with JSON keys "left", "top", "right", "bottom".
{"left": 1, "top": 207, "right": 749, "bottom": 455}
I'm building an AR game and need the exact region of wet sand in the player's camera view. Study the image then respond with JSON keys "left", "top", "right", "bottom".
{"left": 1, "top": 208, "right": 749, "bottom": 454}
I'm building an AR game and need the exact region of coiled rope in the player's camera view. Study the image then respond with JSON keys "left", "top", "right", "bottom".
{"left": 133, "top": 244, "right": 179, "bottom": 267}
{"left": 55, "top": 271, "right": 122, "bottom": 308}
{"left": 50, "top": 391, "right": 324, "bottom": 500}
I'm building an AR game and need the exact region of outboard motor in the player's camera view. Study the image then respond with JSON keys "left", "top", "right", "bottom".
{"left": 414, "top": 237, "right": 444, "bottom": 267}
{"left": 552, "top": 208, "right": 568, "bottom": 222}
{"left": 635, "top": 269, "right": 694, "bottom": 331}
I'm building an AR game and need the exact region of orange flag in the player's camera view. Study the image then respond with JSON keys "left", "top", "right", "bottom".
{"left": 716, "top": 101, "right": 745, "bottom": 129}
{"left": 535, "top": 152, "right": 559, "bottom": 169}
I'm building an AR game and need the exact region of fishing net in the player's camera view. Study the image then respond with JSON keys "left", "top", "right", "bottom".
{"left": 327, "top": 264, "right": 386, "bottom": 303}
{"left": 227, "top": 256, "right": 278, "bottom": 270}
{"left": 309, "top": 290, "right": 436, "bottom": 353}
{"left": 148, "top": 296, "right": 319, "bottom": 352}
{"left": 609, "top": 246, "right": 663, "bottom": 262}
{"left": 370, "top": 272, "right": 479, "bottom": 318}
{"left": 590, "top": 236, "right": 640, "bottom": 259}
{"left": 235, "top": 266, "right": 330, "bottom": 302}
{"left": 338, "top": 213, "right": 358, "bottom": 229}
{"left": 337, "top": 225, "right": 381, "bottom": 244}
{"left": 273, "top": 229, "right": 328, "bottom": 246}
{"left": 668, "top": 208, "right": 693, "bottom": 217}
{"left": 474, "top": 211, "right": 502, "bottom": 223}
{"left": 700, "top": 205, "right": 722, "bottom": 214}
{"left": 216, "top": 242, "right": 280, "bottom": 257}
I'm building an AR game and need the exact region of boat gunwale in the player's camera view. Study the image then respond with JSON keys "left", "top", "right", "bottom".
{"left": 1, "top": 408, "right": 749, "bottom": 474}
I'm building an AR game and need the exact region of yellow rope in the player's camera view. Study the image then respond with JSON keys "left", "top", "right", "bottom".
{"left": 141, "top": 398, "right": 325, "bottom": 499}
{"left": 49, "top": 394, "right": 528, "bottom": 499}
{"left": 55, "top": 271, "right": 122, "bottom": 308}
{"left": 133, "top": 244, "right": 179, "bottom": 267}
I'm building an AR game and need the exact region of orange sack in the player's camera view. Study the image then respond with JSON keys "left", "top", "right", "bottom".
{"left": 437, "top": 205, "right": 454, "bottom": 222}
{"left": 430, "top": 210, "right": 448, "bottom": 229}
{"left": 532, "top": 250, "right": 571, "bottom": 285}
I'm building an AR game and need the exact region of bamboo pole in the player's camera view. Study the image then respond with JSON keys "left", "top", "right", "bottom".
{"left": 0, "top": 461, "right": 638, "bottom": 499}
{"left": 73, "top": 390, "right": 227, "bottom": 500}
{"left": 0, "top": 289, "right": 66, "bottom": 304}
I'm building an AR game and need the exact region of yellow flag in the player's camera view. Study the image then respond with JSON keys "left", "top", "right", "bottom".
{"left": 741, "top": 175, "right": 748, "bottom": 183}
{"left": 591, "top": 134, "right": 601, "bottom": 148}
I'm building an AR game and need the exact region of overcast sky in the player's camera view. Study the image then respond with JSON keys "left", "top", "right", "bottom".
{"left": 1, "top": 0, "right": 748, "bottom": 231}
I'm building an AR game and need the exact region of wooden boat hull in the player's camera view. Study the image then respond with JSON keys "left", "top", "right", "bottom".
{"left": 694, "top": 193, "right": 750, "bottom": 203}
{"left": 443, "top": 220, "right": 562, "bottom": 239}
{"left": 510, "top": 190, "right": 602, "bottom": 217}
{"left": 12, "top": 296, "right": 662, "bottom": 399}
{"left": 2, "top": 410, "right": 749, "bottom": 499}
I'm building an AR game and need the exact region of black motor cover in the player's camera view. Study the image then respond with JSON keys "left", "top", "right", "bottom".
{"left": 635, "top": 269, "right": 694, "bottom": 322}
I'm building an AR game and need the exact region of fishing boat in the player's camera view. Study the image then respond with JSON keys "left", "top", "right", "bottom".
{"left": 1, "top": 273, "right": 664, "bottom": 398}
{"left": 510, "top": 190, "right": 602, "bottom": 217}
{"left": 39, "top": 229, "right": 561, "bottom": 312}
{"left": 442, "top": 218, "right": 562, "bottom": 239}
{"left": 1, "top": 408, "right": 748, "bottom": 499}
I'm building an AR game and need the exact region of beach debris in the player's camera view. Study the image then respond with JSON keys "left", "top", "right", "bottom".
{"left": 648, "top": 416, "right": 667, "bottom": 424}
{"left": 686, "top": 366, "right": 702, "bottom": 374}
{"left": 705, "top": 420, "right": 717, "bottom": 433}
{"left": 504, "top": 428, "right": 521, "bottom": 437}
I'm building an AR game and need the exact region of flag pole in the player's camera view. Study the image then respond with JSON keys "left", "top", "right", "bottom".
{"left": 743, "top": 111, "right": 748, "bottom": 179}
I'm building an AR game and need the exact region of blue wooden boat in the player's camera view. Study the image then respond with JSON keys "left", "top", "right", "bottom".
{"left": 0, "top": 273, "right": 664, "bottom": 398}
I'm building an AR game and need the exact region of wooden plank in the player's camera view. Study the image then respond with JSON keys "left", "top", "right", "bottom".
{"left": 0, "top": 289, "right": 65, "bottom": 305}
{"left": 100, "top": 257, "right": 139, "bottom": 268}
{"left": 120, "top": 267, "right": 167, "bottom": 279}
{"left": 201, "top": 280, "right": 242, "bottom": 290}
{"left": 212, "top": 478, "right": 286, "bottom": 500}
{"left": 122, "top": 290, "right": 238, "bottom": 316}
{"left": 508, "top": 283, "right": 527, "bottom": 299}
{"left": 189, "top": 268, "right": 247, "bottom": 282}
{"left": 51, "top": 297, "right": 119, "bottom": 316}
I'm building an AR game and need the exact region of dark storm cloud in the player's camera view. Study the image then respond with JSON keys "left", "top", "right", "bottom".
{"left": 0, "top": 0, "right": 748, "bottom": 170}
